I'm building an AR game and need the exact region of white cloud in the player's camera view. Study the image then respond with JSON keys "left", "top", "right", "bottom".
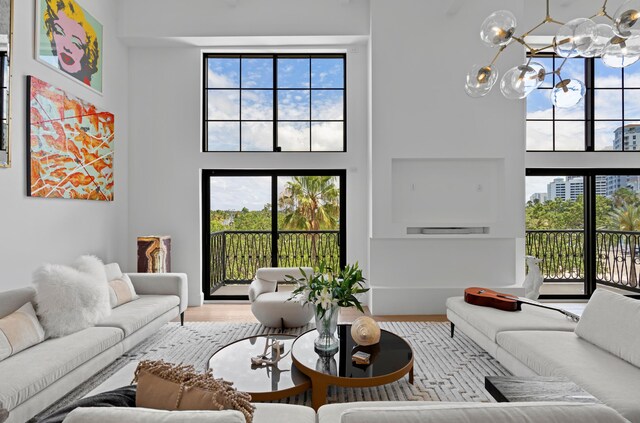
{"left": 210, "top": 176, "right": 271, "bottom": 211}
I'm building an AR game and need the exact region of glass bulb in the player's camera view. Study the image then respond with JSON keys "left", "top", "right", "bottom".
{"left": 480, "top": 10, "right": 517, "bottom": 47}
{"left": 500, "top": 62, "right": 546, "bottom": 100}
{"left": 602, "top": 36, "right": 640, "bottom": 68}
{"left": 465, "top": 64, "right": 498, "bottom": 98}
{"left": 551, "top": 79, "right": 585, "bottom": 108}
{"left": 581, "top": 24, "right": 615, "bottom": 57}
{"left": 614, "top": 0, "right": 640, "bottom": 38}
{"left": 553, "top": 18, "right": 596, "bottom": 58}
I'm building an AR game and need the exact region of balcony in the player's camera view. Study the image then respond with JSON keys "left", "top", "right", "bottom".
{"left": 208, "top": 230, "right": 340, "bottom": 294}
{"left": 526, "top": 230, "right": 640, "bottom": 293}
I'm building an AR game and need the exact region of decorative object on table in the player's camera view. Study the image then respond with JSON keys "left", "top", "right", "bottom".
{"left": 523, "top": 256, "right": 544, "bottom": 300}
{"left": 36, "top": 0, "right": 103, "bottom": 94}
{"left": 464, "top": 287, "right": 580, "bottom": 322}
{"left": 350, "top": 316, "right": 381, "bottom": 346}
{"left": 351, "top": 351, "right": 371, "bottom": 365}
{"left": 287, "top": 262, "right": 369, "bottom": 353}
{"left": 137, "top": 236, "right": 171, "bottom": 273}
{"left": 33, "top": 255, "right": 112, "bottom": 337}
{"left": 250, "top": 335, "right": 290, "bottom": 366}
{"left": 315, "top": 352, "right": 338, "bottom": 376}
{"left": 133, "top": 359, "right": 255, "bottom": 423}
{"left": 465, "top": 0, "right": 640, "bottom": 107}
{"left": 27, "top": 76, "right": 114, "bottom": 201}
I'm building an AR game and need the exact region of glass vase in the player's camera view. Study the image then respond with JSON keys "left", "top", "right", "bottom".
{"left": 314, "top": 304, "right": 339, "bottom": 353}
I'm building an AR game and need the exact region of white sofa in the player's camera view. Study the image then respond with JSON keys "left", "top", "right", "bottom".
{"left": 447, "top": 289, "right": 640, "bottom": 423}
{"left": 0, "top": 263, "right": 188, "bottom": 423}
{"left": 61, "top": 401, "right": 628, "bottom": 422}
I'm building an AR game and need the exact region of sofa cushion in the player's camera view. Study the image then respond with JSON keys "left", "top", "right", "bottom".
{"left": 63, "top": 407, "right": 246, "bottom": 423}
{"left": 496, "top": 330, "right": 640, "bottom": 423}
{"left": 108, "top": 274, "right": 139, "bottom": 308}
{"left": 253, "top": 403, "right": 315, "bottom": 423}
{"left": 0, "top": 287, "right": 36, "bottom": 319}
{"left": 0, "top": 326, "right": 123, "bottom": 411}
{"left": 96, "top": 295, "right": 179, "bottom": 336}
{"left": 446, "top": 297, "right": 577, "bottom": 342}
{"left": 318, "top": 401, "right": 439, "bottom": 423}
{"left": 0, "top": 302, "right": 45, "bottom": 361}
{"left": 337, "top": 402, "right": 627, "bottom": 423}
{"left": 575, "top": 289, "right": 640, "bottom": 368}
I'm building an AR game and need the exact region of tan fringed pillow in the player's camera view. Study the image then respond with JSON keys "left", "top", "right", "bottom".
{"left": 133, "top": 360, "right": 255, "bottom": 423}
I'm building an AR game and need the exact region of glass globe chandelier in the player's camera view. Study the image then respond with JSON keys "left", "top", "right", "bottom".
{"left": 465, "top": 0, "right": 640, "bottom": 108}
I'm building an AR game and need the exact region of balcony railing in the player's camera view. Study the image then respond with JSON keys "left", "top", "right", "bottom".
{"left": 209, "top": 230, "right": 340, "bottom": 292}
{"left": 526, "top": 229, "right": 640, "bottom": 291}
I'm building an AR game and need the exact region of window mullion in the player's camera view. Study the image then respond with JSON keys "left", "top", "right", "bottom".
{"left": 273, "top": 55, "right": 279, "bottom": 152}
{"left": 585, "top": 57, "right": 594, "bottom": 151}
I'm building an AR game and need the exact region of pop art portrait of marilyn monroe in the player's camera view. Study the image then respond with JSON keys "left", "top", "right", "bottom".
{"left": 37, "top": 0, "right": 103, "bottom": 93}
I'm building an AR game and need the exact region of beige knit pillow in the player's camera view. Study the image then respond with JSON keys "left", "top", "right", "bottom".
{"left": 0, "top": 302, "right": 45, "bottom": 361}
{"left": 108, "top": 274, "right": 138, "bottom": 308}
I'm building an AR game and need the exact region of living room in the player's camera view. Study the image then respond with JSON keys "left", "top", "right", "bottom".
{"left": 1, "top": 0, "right": 640, "bottom": 421}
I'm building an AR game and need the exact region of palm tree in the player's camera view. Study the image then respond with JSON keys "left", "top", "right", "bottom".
{"left": 610, "top": 202, "right": 640, "bottom": 287}
{"left": 278, "top": 176, "right": 340, "bottom": 264}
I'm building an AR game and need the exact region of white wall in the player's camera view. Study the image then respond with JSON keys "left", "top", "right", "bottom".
{"left": 368, "top": 0, "right": 528, "bottom": 314}
{"left": 0, "top": 0, "right": 129, "bottom": 291}
{"left": 122, "top": 1, "right": 371, "bottom": 306}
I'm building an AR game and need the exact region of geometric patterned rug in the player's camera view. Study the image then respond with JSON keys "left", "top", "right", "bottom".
{"left": 34, "top": 321, "right": 510, "bottom": 419}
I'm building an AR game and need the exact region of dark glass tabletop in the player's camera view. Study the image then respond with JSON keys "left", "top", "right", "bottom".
{"left": 208, "top": 334, "right": 309, "bottom": 400}
{"left": 291, "top": 325, "right": 413, "bottom": 379}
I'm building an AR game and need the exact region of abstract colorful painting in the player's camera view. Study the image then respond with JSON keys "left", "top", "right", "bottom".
{"left": 36, "top": 0, "right": 103, "bottom": 93}
{"left": 28, "top": 76, "right": 114, "bottom": 201}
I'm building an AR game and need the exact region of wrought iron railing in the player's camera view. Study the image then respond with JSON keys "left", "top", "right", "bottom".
{"left": 209, "top": 230, "right": 340, "bottom": 292}
{"left": 525, "top": 229, "right": 640, "bottom": 290}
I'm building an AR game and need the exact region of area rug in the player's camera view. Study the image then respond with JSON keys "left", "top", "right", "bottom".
{"left": 34, "top": 321, "right": 510, "bottom": 419}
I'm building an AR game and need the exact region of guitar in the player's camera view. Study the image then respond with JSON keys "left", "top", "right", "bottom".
{"left": 464, "top": 287, "right": 580, "bottom": 322}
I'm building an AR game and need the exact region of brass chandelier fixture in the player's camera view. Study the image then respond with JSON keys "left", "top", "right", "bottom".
{"left": 465, "top": 0, "right": 640, "bottom": 108}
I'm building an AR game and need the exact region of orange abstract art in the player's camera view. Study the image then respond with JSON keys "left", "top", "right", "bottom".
{"left": 28, "top": 76, "right": 114, "bottom": 201}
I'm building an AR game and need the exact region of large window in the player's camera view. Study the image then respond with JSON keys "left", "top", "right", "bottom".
{"left": 526, "top": 169, "right": 640, "bottom": 298}
{"left": 526, "top": 54, "right": 640, "bottom": 151}
{"left": 203, "top": 54, "right": 346, "bottom": 152}
{"left": 202, "top": 169, "right": 346, "bottom": 300}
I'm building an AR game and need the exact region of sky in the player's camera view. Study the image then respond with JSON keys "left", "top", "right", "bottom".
{"left": 526, "top": 57, "right": 640, "bottom": 151}
{"left": 206, "top": 57, "right": 344, "bottom": 151}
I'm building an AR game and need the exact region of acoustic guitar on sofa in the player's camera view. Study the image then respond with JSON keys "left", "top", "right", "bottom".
{"left": 464, "top": 287, "right": 580, "bottom": 322}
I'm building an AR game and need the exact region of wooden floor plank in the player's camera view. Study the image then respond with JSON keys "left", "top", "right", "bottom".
{"left": 173, "top": 303, "right": 449, "bottom": 323}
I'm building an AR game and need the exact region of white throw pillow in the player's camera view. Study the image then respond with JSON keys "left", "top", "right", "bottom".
{"left": 33, "top": 255, "right": 111, "bottom": 338}
{"left": 0, "top": 302, "right": 45, "bottom": 361}
{"left": 108, "top": 274, "right": 139, "bottom": 308}
{"left": 575, "top": 289, "right": 640, "bottom": 368}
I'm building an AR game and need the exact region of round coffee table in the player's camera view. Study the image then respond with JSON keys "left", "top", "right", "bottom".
{"left": 291, "top": 325, "right": 414, "bottom": 409}
{"left": 208, "top": 334, "right": 310, "bottom": 401}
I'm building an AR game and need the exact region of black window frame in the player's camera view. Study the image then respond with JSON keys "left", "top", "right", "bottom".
{"left": 0, "top": 51, "right": 7, "bottom": 152}
{"left": 201, "top": 168, "right": 347, "bottom": 300}
{"left": 202, "top": 53, "right": 347, "bottom": 153}
{"left": 526, "top": 52, "right": 640, "bottom": 152}
{"left": 526, "top": 168, "right": 640, "bottom": 300}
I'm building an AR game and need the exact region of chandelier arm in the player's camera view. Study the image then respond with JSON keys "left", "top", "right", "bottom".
{"left": 513, "top": 36, "right": 537, "bottom": 54}
{"left": 555, "top": 57, "right": 569, "bottom": 73}
{"left": 489, "top": 45, "right": 507, "bottom": 66}
{"left": 521, "top": 20, "right": 549, "bottom": 38}
{"left": 529, "top": 44, "right": 554, "bottom": 55}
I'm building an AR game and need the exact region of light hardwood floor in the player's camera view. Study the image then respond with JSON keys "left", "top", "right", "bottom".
{"left": 173, "top": 303, "right": 449, "bottom": 323}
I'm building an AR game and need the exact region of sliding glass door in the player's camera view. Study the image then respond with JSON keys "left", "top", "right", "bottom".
{"left": 202, "top": 170, "right": 346, "bottom": 299}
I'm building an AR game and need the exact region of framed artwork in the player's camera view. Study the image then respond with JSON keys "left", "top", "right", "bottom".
{"left": 35, "top": 0, "right": 103, "bottom": 94}
{"left": 27, "top": 76, "right": 114, "bottom": 201}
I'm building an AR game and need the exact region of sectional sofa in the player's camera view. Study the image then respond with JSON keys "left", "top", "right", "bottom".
{"left": 0, "top": 263, "right": 188, "bottom": 423}
{"left": 447, "top": 289, "right": 640, "bottom": 422}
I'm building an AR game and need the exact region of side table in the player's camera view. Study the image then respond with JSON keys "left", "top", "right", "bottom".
{"left": 485, "top": 376, "right": 599, "bottom": 403}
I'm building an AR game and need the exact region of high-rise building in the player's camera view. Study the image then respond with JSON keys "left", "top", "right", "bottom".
{"left": 613, "top": 124, "right": 640, "bottom": 151}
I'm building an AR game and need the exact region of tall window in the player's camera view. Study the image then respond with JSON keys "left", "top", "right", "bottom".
{"left": 203, "top": 54, "right": 346, "bottom": 152}
{"left": 526, "top": 54, "right": 640, "bottom": 151}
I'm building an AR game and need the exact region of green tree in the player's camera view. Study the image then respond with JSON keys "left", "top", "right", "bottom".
{"left": 610, "top": 202, "right": 640, "bottom": 286}
{"left": 278, "top": 176, "right": 340, "bottom": 262}
{"left": 612, "top": 187, "right": 640, "bottom": 208}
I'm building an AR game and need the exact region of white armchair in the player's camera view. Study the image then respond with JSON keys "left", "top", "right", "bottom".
{"left": 248, "top": 267, "right": 314, "bottom": 328}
